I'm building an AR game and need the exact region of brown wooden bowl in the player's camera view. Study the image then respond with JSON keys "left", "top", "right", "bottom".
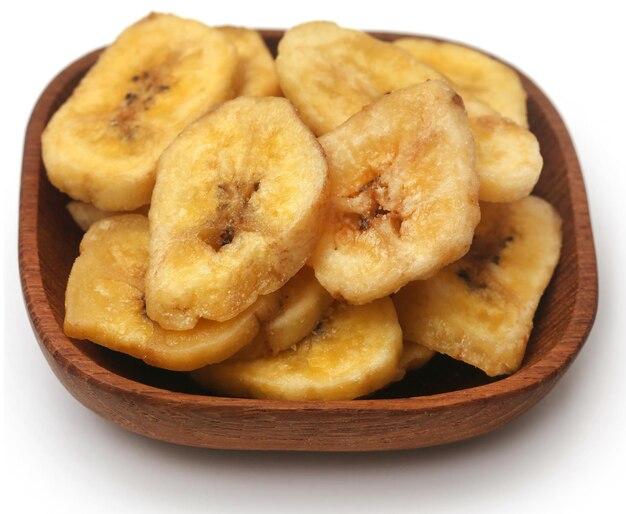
{"left": 19, "top": 30, "right": 598, "bottom": 451}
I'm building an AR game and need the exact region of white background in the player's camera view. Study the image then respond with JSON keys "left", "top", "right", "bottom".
{"left": 3, "top": 1, "right": 625, "bottom": 512}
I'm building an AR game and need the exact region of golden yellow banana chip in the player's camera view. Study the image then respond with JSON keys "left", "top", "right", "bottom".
{"left": 393, "top": 196, "right": 562, "bottom": 376}
{"left": 276, "top": 21, "right": 442, "bottom": 135}
{"left": 43, "top": 13, "right": 238, "bottom": 211}
{"left": 400, "top": 342, "right": 435, "bottom": 371}
{"left": 394, "top": 37, "right": 528, "bottom": 127}
{"left": 191, "top": 298, "right": 404, "bottom": 400}
{"left": 310, "top": 82, "right": 480, "bottom": 304}
{"left": 64, "top": 215, "right": 280, "bottom": 371}
{"left": 463, "top": 94, "right": 542, "bottom": 202}
{"left": 146, "top": 96, "right": 328, "bottom": 329}
{"left": 218, "top": 26, "right": 281, "bottom": 97}
{"left": 66, "top": 201, "right": 149, "bottom": 231}
{"left": 232, "top": 266, "right": 334, "bottom": 360}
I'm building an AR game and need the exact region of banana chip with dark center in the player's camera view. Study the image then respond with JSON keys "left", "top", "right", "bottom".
{"left": 393, "top": 196, "right": 562, "bottom": 376}
{"left": 43, "top": 13, "right": 238, "bottom": 211}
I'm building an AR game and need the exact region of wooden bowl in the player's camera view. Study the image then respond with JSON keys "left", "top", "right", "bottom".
{"left": 19, "top": 30, "right": 598, "bottom": 451}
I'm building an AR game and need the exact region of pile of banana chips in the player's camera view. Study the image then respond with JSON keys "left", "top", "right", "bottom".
{"left": 43, "top": 15, "right": 561, "bottom": 400}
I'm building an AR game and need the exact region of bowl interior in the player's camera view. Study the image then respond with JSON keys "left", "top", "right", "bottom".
{"left": 34, "top": 33, "right": 577, "bottom": 399}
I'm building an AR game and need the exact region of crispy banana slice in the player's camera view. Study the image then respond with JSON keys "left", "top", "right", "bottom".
{"left": 276, "top": 21, "right": 442, "bottom": 135}
{"left": 400, "top": 341, "right": 435, "bottom": 371}
{"left": 463, "top": 95, "right": 542, "bottom": 202}
{"left": 394, "top": 37, "right": 528, "bottom": 127}
{"left": 310, "top": 82, "right": 479, "bottom": 304}
{"left": 64, "top": 215, "right": 280, "bottom": 371}
{"left": 218, "top": 26, "right": 281, "bottom": 97}
{"left": 67, "top": 202, "right": 115, "bottom": 232}
{"left": 66, "top": 201, "right": 149, "bottom": 231}
{"left": 232, "top": 266, "right": 333, "bottom": 360}
{"left": 42, "top": 13, "right": 237, "bottom": 211}
{"left": 146, "top": 96, "right": 328, "bottom": 329}
{"left": 191, "top": 298, "right": 404, "bottom": 400}
{"left": 393, "top": 196, "right": 562, "bottom": 377}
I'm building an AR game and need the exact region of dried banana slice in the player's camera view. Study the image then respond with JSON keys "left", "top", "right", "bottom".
{"left": 146, "top": 96, "right": 328, "bottom": 329}
{"left": 191, "top": 298, "right": 404, "bottom": 401}
{"left": 66, "top": 201, "right": 149, "bottom": 231}
{"left": 218, "top": 26, "right": 281, "bottom": 97}
{"left": 310, "top": 82, "right": 479, "bottom": 304}
{"left": 64, "top": 215, "right": 281, "bottom": 371}
{"left": 462, "top": 94, "right": 542, "bottom": 202}
{"left": 393, "top": 196, "right": 562, "bottom": 376}
{"left": 400, "top": 342, "right": 435, "bottom": 371}
{"left": 232, "top": 266, "right": 334, "bottom": 360}
{"left": 42, "top": 13, "right": 237, "bottom": 211}
{"left": 394, "top": 37, "right": 528, "bottom": 127}
{"left": 276, "top": 21, "right": 442, "bottom": 135}
{"left": 67, "top": 202, "right": 115, "bottom": 232}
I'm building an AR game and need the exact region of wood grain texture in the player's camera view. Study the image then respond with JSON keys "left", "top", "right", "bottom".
{"left": 18, "top": 31, "right": 598, "bottom": 452}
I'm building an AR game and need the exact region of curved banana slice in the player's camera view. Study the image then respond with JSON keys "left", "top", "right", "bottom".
{"left": 232, "top": 266, "right": 333, "bottom": 360}
{"left": 191, "top": 298, "right": 404, "bottom": 401}
{"left": 67, "top": 202, "right": 115, "bottom": 232}
{"left": 400, "top": 341, "right": 435, "bottom": 371}
{"left": 276, "top": 21, "right": 442, "bottom": 135}
{"left": 146, "top": 96, "right": 328, "bottom": 329}
{"left": 393, "top": 196, "right": 562, "bottom": 377}
{"left": 462, "top": 94, "right": 542, "bottom": 203}
{"left": 394, "top": 37, "right": 528, "bottom": 127}
{"left": 310, "top": 82, "right": 480, "bottom": 304}
{"left": 64, "top": 215, "right": 281, "bottom": 371}
{"left": 66, "top": 201, "right": 149, "bottom": 231}
{"left": 218, "top": 26, "right": 281, "bottom": 97}
{"left": 42, "top": 13, "right": 238, "bottom": 211}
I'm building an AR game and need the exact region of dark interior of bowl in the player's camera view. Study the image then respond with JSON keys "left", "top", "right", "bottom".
{"left": 34, "top": 33, "right": 577, "bottom": 399}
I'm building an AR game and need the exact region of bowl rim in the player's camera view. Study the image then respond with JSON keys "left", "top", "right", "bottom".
{"left": 19, "top": 30, "right": 598, "bottom": 415}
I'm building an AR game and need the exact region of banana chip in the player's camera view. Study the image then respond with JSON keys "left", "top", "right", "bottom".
{"left": 233, "top": 266, "right": 334, "bottom": 360}
{"left": 43, "top": 13, "right": 238, "bottom": 211}
{"left": 310, "top": 82, "right": 479, "bottom": 304}
{"left": 394, "top": 37, "right": 528, "bottom": 127}
{"left": 393, "top": 196, "right": 562, "bottom": 376}
{"left": 66, "top": 201, "right": 149, "bottom": 231}
{"left": 191, "top": 298, "right": 404, "bottom": 400}
{"left": 400, "top": 342, "right": 436, "bottom": 371}
{"left": 276, "top": 21, "right": 442, "bottom": 135}
{"left": 146, "top": 96, "right": 328, "bottom": 329}
{"left": 464, "top": 96, "right": 542, "bottom": 202}
{"left": 219, "top": 26, "right": 281, "bottom": 97}
{"left": 64, "top": 215, "right": 281, "bottom": 371}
